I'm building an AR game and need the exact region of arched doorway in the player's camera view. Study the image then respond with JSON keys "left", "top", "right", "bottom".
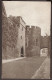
{"left": 21, "top": 47, "right": 24, "bottom": 57}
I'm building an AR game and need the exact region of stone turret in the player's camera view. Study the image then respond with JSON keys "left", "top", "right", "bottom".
{"left": 26, "top": 25, "right": 41, "bottom": 57}
{"left": 30, "top": 26, "right": 41, "bottom": 56}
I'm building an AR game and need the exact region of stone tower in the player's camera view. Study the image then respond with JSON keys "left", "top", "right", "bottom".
{"left": 30, "top": 26, "right": 41, "bottom": 56}
{"left": 26, "top": 26, "right": 41, "bottom": 57}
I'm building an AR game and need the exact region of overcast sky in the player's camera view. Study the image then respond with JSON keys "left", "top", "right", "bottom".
{"left": 3, "top": 1, "right": 51, "bottom": 36}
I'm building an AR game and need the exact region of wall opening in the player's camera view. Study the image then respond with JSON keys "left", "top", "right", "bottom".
{"left": 21, "top": 47, "right": 24, "bottom": 57}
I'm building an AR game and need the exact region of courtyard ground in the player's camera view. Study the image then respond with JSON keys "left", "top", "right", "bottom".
{"left": 2, "top": 56, "right": 47, "bottom": 79}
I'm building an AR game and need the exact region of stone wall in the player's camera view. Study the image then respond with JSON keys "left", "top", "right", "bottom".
{"left": 2, "top": 2, "right": 26, "bottom": 59}
{"left": 2, "top": 2, "right": 19, "bottom": 59}
{"left": 2, "top": 2, "right": 9, "bottom": 59}
{"left": 7, "top": 16, "right": 26, "bottom": 58}
{"left": 25, "top": 25, "right": 30, "bottom": 56}
{"left": 40, "top": 36, "right": 51, "bottom": 56}
{"left": 30, "top": 26, "right": 41, "bottom": 56}
{"left": 6, "top": 16, "right": 19, "bottom": 58}
{"left": 40, "top": 36, "right": 49, "bottom": 48}
{"left": 17, "top": 16, "right": 26, "bottom": 57}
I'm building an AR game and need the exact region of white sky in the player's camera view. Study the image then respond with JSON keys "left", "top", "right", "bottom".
{"left": 3, "top": 1, "right": 51, "bottom": 36}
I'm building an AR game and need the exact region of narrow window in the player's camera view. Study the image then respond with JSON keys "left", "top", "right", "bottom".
{"left": 36, "top": 39, "right": 38, "bottom": 46}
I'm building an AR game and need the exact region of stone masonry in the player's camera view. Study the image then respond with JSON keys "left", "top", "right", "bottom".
{"left": 25, "top": 26, "right": 41, "bottom": 57}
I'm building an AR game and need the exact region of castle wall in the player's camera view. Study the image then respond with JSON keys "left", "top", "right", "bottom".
{"left": 6, "top": 16, "right": 26, "bottom": 58}
{"left": 17, "top": 17, "right": 26, "bottom": 57}
{"left": 2, "top": 2, "right": 9, "bottom": 59}
{"left": 25, "top": 25, "right": 30, "bottom": 56}
{"left": 25, "top": 26, "right": 41, "bottom": 57}
{"left": 30, "top": 26, "right": 41, "bottom": 56}
{"left": 40, "top": 36, "right": 50, "bottom": 56}
{"left": 40, "top": 36, "right": 48, "bottom": 48}
{"left": 2, "top": 3, "right": 26, "bottom": 59}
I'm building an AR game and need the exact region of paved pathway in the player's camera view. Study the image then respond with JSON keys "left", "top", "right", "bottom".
{"left": 2, "top": 56, "right": 46, "bottom": 79}
{"left": 31, "top": 57, "right": 50, "bottom": 79}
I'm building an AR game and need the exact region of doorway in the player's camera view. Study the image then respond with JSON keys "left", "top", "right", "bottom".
{"left": 21, "top": 47, "right": 24, "bottom": 57}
